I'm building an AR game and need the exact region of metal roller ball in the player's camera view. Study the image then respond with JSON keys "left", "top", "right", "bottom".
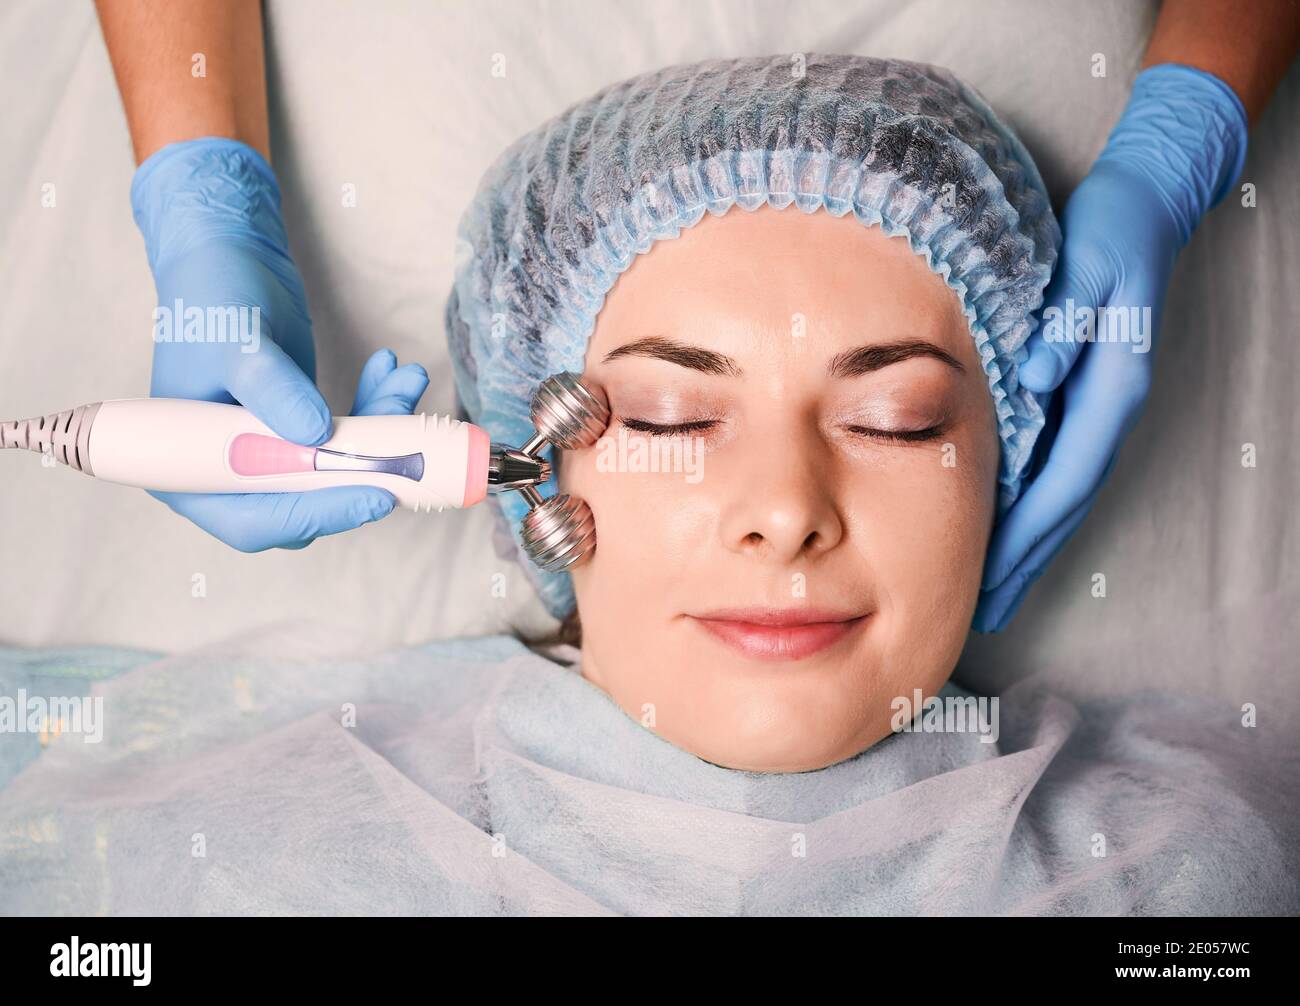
{"left": 520, "top": 492, "right": 597, "bottom": 571}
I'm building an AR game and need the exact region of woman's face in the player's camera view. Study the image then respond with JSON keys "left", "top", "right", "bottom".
{"left": 559, "top": 205, "right": 1000, "bottom": 772}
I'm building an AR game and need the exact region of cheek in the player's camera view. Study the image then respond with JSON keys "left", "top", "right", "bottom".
{"left": 560, "top": 441, "right": 706, "bottom": 606}
{"left": 848, "top": 424, "right": 998, "bottom": 658}
{"left": 561, "top": 441, "right": 712, "bottom": 704}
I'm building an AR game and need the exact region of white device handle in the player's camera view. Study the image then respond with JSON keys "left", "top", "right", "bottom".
{"left": 86, "top": 399, "right": 490, "bottom": 511}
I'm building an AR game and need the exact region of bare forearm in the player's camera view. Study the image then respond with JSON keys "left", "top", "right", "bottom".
{"left": 94, "top": 0, "right": 270, "bottom": 164}
{"left": 1144, "top": 0, "right": 1300, "bottom": 125}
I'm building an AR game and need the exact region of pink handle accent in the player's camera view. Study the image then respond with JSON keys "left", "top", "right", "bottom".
{"left": 229, "top": 433, "right": 317, "bottom": 477}
{"left": 462, "top": 423, "right": 489, "bottom": 507}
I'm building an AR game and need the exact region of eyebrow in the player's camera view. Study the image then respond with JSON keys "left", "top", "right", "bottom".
{"left": 602, "top": 336, "right": 964, "bottom": 377}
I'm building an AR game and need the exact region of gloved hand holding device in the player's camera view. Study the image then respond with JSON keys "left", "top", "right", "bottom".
{"left": 132, "top": 136, "right": 428, "bottom": 551}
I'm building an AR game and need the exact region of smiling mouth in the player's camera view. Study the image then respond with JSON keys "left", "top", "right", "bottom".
{"left": 685, "top": 608, "right": 870, "bottom": 662}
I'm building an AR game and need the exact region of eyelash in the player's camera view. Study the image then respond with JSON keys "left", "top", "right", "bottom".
{"left": 845, "top": 424, "right": 946, "bottom": 443}
{"left": 620, "top": 418, "right": 718, "bottom": 436}
{"left": 621, "top": 418, "right": 945, "bottom": 443}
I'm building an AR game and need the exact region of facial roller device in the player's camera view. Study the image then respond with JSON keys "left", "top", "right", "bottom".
{"left": 511, "top": 371, "right": 610, "bottom": 572}
{"left": 0, "top": 371, "right": 611, "bottom": 570}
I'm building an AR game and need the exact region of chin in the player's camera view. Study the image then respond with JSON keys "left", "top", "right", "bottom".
{"left": 668, "top": 703, "right": 888, "bottom": 774}
{"left": 684, "top": 737, "right": 878, "bottom": 774}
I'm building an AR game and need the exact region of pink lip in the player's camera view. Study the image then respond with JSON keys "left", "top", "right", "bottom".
{"left": 686, "top": 608, "right": 869, "bottom": 662}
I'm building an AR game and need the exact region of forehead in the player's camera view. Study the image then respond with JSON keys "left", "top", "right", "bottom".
{"left": 588, "top": 204, "right": 969, "bottom": 362}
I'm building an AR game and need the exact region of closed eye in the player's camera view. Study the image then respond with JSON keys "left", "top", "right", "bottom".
{"left": 621, "top": 418, "right": 719, "bottom": 436}
{"left": 623, "top": 417, "right": 945, "bottom": 443}
{"left": 846, "top": 424, "right": 945, "bottom": 443}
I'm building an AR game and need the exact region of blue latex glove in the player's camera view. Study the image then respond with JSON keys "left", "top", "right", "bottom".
{"left": 132, "top": 137, "right": 428, "bottom": 551}
{"left": 975, "top": 64, "right": 1248, "bottom": 631}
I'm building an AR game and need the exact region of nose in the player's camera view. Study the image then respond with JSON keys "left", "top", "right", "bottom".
{"left": 716, "top": 422, "right": 844, "bottom": 563}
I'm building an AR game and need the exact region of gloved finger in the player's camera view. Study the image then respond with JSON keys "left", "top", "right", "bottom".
{"left": 980, "top": 344, "right": 1142, "bottom": 591}
{"left": 352, "top": 363, "right": 429, "bottom": 417}
{"left": 355, "top": 393, "right": 426, "bottom": 417}
{"left": 224, "top": 331, "right": 333, "bottom": 447}
{"left": 981, "top": 440, "right": 1123, "bottom": 608}
{"left": 351, "top": 349, "right": 398, "bottom": 413}
{"left": 973, "top": 485, "right": 1099, "bottom": 633}
{"left": 148, "top": 485, "right": 395, "bottom": 552}
{"left": 1019, "top": 243, "right": 1112, "bottom": 393}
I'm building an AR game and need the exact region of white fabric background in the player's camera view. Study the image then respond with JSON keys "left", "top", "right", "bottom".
{"left": 0, "top": 1, "right": 1295, "bottom": 721}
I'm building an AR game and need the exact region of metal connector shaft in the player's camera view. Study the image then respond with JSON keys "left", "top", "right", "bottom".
{"left": 488, "top": 444, "right": 552, "bottom": 491}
